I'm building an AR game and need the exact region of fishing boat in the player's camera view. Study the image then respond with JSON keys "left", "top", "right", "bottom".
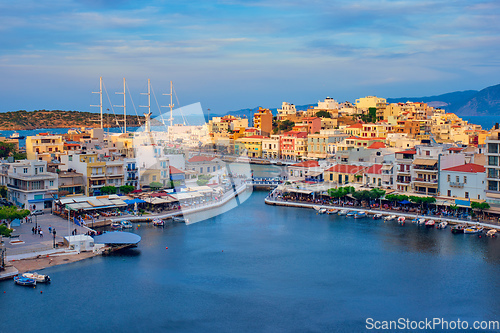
{"left": 411, "top": 218, "right": 419, "bottom": 223}
{"left": 172, "top": 216, "right": 186, "bottom": 223}
{"left": 425, "top": 220, "right": 435, "bottom": 227}
{"left": 14, "top": 276, "right": 36, "bottom": 286}
{"left": 417, "top": 218, "right": 426, "bottom": 225}
{"left": 436, "top": 221, "right": 448, "bottom": 229}
{"left": 22, "top": 272, "right": 50, "bottom": 283}
{"left": 326, "top": 209, "right": 338, "bottom": 214}
{"left": 486, "top": 229, "right": 497, "bottom": 237}
{"left": 397, "top": 216, "right": 405, "bottom": 224}
{"left": 318, "top": 208, "right": 327, "bottom": 214}
{"left": 373, "top": 213, "right": 383, "bottom": 220}
{"left": 111, "top": 222, "right": 122, "bottom": 230}
{"left": 120, "top": 220, "right": 133, "bottom": 229}
{"left": 464, "top": 225, "right": 484, "bottom": 234}
{"left": 384, "top": 215, "right": 396, "bottom": 221}
{"left": 338, "top": 210, "right": 349, "bottom": 216}
{"left": 354, "top": 211, "right": 367, "bottom": 219}
{"left": 313, "top": 205, "right": 322, "bottom": 212}
{"left": 152, "top": 218, "right": 164, "bottom": 226}
{"left": 9, "top": 132, "right": 25, "bottom": 140}
{"left": 451, "top": 224, "right": 466, "bottom": 234}
{"left": 346, "top": 211, "right": 356, "bottom": 217}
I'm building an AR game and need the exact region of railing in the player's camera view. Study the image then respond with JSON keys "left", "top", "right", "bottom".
{"left": 414, "top": 178, "right": 438, "bottom": 184}
{"left": 449, "top": 182, "right": 464, "bottom": 188}
{"left": 413, "top": 166, "right": 438, "bottom": 171}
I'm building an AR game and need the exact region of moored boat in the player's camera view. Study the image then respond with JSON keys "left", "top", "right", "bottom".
{"left": 338, "top": 210, "right": 349, "bottom": 216}
{"left": 486, "top": 229, "right": 497, "bottom": 237}
{"left": 354, "top": 211, "right": 366, "bottom": 219}
{"left": 384, "top": 215, "right": 396, "bottom": 221}
{"left": 111, "top": 222, "right": 122, "bottom": 230}
{"left": 152, "top": 218, "right": 165, "bottom": 226}
{"left": 121, "top": 220, "right": 133, "bottom": 229}
{"left": 318, "top": 208, "right": 327, "bottom": 214}
{"left": 397, "top": 216, "right": 405, "bottom": 224}
{"left": 464, "top": 225, "right": 484, "bottom": 234}
{"left": 373, "top": 213, "right": 383, "bottom": 220}
{"left": 14, "top": 276, "right": 36, "bottom": 286}
{"left": 22, "top": 272, "right": 50, "bottom": 283}
{"left": 437, "top": 221, "right": 448, "bottom": 229}
{"left": 326, "top": 209, "right": 338, "bottom": 214}
{"left": 425, "top": 220, "right": 435, "bottom": 227}
{"left": 451, "top": 224, "right": 466, "bottom": 234}
{"left": 346, "top": 211, "right": 356, "bottom": 217}
{"left": 417, "top": 218, "right": 426, "bottom": 225}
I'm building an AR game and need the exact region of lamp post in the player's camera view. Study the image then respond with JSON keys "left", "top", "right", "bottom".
{"left": 52, "top": 228, "right": 56, "bottom": 248}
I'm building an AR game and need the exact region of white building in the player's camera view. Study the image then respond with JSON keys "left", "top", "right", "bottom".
{"left": 277, "top": 102, "right": 297, "bottom": 121}
{"left": 440, "top": 163, "right": 486, "bottom": 200}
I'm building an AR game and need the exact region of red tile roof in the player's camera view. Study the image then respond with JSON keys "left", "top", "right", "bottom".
{"left": 245, "top": 128, "right": 258, "bottom": 132}
{"left": 442, "top": 163, "right": 486, "bottom": 173}
{"left": 188, "top": 156, "right": 215, "bottom": 163}
{"left": 325, "top": 164, "right": 366, "bottom": 174}
{"left": 290, "top": 160, "right": 320, "bottom": 168}
{"left": 347, "top": 123, "right": 363, "bottom": 129}
{"left": 448, "top": 147, "right": 464, "bottom": 151}
{"left": 364, "top": 164, "right": 383, "bottom": 175}
{"left": 367, "top": 142, "right": 386, "bottom": 149}
{"left": 169, "top": 166, "right": 185, "bottom": 174}
{"left": 396, "top": 150, "right": 416, "bottom": 154}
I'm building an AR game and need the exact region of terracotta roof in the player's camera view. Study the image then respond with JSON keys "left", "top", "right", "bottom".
{"left": 245, "top": 128, "right": 258, "bottom": 132}
{"left": 325, "top": 164, "right": 366, "bottom": 174}
{"left": 188, "top": 156, "right": 215, "bottom": 163}
{"left": 347, "top": 123, "right": 363, "bottom": 129}
{"left": 442, "top": 163, "right": 486, "bottom": 173}
{"left": 367, "top": 142, "right": 386, "bottom": 149}
{"left": 448, "top": 147, "right": 464, "bottom": 151}
{"left": 169, "top": 166, "right": 185, "bottom": 174}
{"left": 364, "top": 164, "right": 383, "bottom": 175}
{"left": 290, "top": 160, "right": 320, "bottom": 168}
{"left": 396, "top": 150, "right": 416, "bottom": 154}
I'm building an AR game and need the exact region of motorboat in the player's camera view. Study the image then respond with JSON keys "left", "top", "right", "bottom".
{"left": 397, "top": 216, "right": 405, "bottom": 224}
{"left": 373, "top": 213, "right": 383, "bottom": 220}
{"left": 318, "top": 208, "right": 327, "bottom": 214}
{"left": 425, "top": 220, "right": 435, "bottom": 227}
{"left": 411, "top": 218, "right": 419, "bottom": 223}
{"left": 486, "top": 229, "right": 497, "bottom": 237}
{"left": 437, "top": 221, "right": 448, "bottom": 229}
{"left": 417, "top": 218, "right": 426, "bottom": 225}
{"left": 354, "top": 211, "right": 367, "bottom": 219}
{"left": 346, "top": 211, "right": 356, "bottom": 217}
{"left": 120, "top": 220, "right": 133, "bottom": 229}
{"left": 326, "top": 209, "right": 338, "bottom": 214}
{"left": 464, "top": 225, "right": 484, "bottom": 234}
{"left": 384, "top": 215, "right": 396, "bottom": 221}
{"left": 22, "top": 272, "right": 50, "bottom": 283}
{"left": 9, "top": 131, "right": 25, "bottom": 140}
{"left": 172, "top": 216, "right": 186, "bottom": 223}
{"left": 111, "top": 222, "right": 122, "bottom": 230}
{"left": 152, "top": 218, "right": 165, "bottom": 226}
{"left": 451, "top": 224, "right": 466, "bottom": 234}
{"left": 14, "top": 276, "right": 36, "bottom": 286}
{"left": 313, "top": 205, "right": 322, "bottom": 211}
{"left": 338, "top": 210, "right": 349, "bottom": 216}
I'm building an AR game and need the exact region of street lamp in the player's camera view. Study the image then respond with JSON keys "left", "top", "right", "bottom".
{"left": 52, "top": 228, "right": 57, "bottom": 248}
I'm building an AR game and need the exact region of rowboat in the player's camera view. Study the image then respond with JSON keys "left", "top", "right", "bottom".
{"left": 121, "top": 220, "right": 133, "bottom": 229}
{"left": 384, "top": 215, "right": 397, "bottom": 221}
{"left": 425, "top": 220, "right": 435, "bottom": 227}
{"left": 338, "top": 210, "right": 349, "bottom": 216}
{"left": 417, "top": 218, "right": 426, "bottom": 225}
{"left": 486, "top": 229, "right": 497, "bottom": 237}
{"left": 397, "top": 216, "right": 405, "bottom": 224}
{"left": 464, "top": 225, "right": 484, "bottom": 234}
{"left": 152, "top": 218, "right": 165, "bottom": 226}
{"left": 346, "top": 211, "right": 356, "bottom": 217}
{"left": 451, "top": 224, "right": 466, "bottom": 234}
{"left": 22, "top": 272, "right": 50, "bottom": 283}
{"left": 354, "top": 211, "right": 367, "bottom": 219}
{"left": 111, "top": 222, "right": 122, "bottom": 230}
{"left": 436, "top": 221, "right": 448, "bottom": 229}
{"left": 14, "top": 276, "right": 36, "bottom": 286}
{"left": 318, "top": 208, "right": 327, "bottom": 214}
{"left": 373, "top": 214, "right": 383, "bottom": 219}
{"left": 326, "top": 209, "right": 338, "bottom": 214}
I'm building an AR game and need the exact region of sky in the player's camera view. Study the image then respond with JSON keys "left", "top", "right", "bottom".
{"left": 1, "top": 0, "right": 500, "bottom": 116}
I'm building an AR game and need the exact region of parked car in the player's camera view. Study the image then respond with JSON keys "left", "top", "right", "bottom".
{"left": 31, "top": 209, "right": 44, "bottom": 216}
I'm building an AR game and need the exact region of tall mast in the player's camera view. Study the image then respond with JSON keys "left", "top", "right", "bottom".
{"left": 140, "top": 79, "right": 152, "bottom": 133}
{"left": 114, "top": 78, "right": 127, "bottom": 133}
{"left": 162, "top": 81, "right": 174, "bottom": 127}
{"left": 91, "top": 76, "right": 103, "bottom": 129}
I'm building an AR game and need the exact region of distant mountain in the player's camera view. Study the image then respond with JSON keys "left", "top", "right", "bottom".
{"left": 387, "top": 83, "right": 500, "bottom": 116}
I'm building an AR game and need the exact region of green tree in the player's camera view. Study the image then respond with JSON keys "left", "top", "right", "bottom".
{"left": 0, "top": 206, "right": 30, "bottom": 229}
{"left": 100, "top": 186, "right": 117, "bottom": 195}
{"left": 149, "top": 182, "right": 163, "bottom": 191}
{"left": 0, "top": 224, "right": 13, "bottom": 237}
{"left": 278, "top": 120, "right": 295, "bottom": 132}
{"left": 315, "top": 111, "right": 331, "bottom": 118}
{"left": 119, "top": 185, "right": 135, "bottom": 195}
{"left": 471, "top": 202, "right": 490, "bottom": 219}
{"left": 0, "top": 186, "right": 7, "bottom": 198}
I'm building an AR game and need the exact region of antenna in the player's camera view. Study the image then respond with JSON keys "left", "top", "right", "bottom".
{"left": 114, "top": 78, "right": 127, "bottom": 133}
{"left": 91, "top": 76, "right": 103, "bottom": 129}
{"left": 162, "top": 81, "right": 174, "bottom": 127}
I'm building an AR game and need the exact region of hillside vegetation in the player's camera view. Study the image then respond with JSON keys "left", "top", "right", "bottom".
{"left": 0, "top": 110, "right": 145, "bottom": 130}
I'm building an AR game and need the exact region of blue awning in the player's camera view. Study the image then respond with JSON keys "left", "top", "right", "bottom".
{"left": 93, "top": 231, "right": 141, "bottom": 245}
{"left": 399, "top": 200, "right": 411, "bottom": 204}
{"left": 123, "top": 199, "right": 146, "bottom": 205}
{"left": 28, "top": 198, "right": 53, "bottom": 203}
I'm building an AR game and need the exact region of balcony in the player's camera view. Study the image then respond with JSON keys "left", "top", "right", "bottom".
{"left": 90, "top": 173, "right": 106, "bottom": 178}
{"left": 449, "top": 182, "right": 464, "bottom": 188}
{"left": 413, "top": 166, "right": 438, "bottom": 172}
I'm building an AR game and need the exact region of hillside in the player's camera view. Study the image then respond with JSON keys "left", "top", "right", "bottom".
{"left": 0, "top": 110, "right": 145, "bottom": 130}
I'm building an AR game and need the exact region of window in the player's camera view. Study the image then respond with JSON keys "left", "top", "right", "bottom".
{"left": 40, "top": 167, "right": 43, "bottom": 173}
{"left": 152, "top": 175, "right": 157, "bottom": 181}
{"left": 49, "top": 181, "right": 54, "bottom": 186}
{"left": 447, "top": 190, "right": 451, "bottom": 196}
{"left": 447, "top": 175, "right": 450, "bottom": 182}
{"left": 69, "top": 156, "right": 73, "bottom": 161}
{"left": 23, "top": 168, "right": 28, "bottom": 173}
{"left": 464, "top": 176, "right": 467, "bottom": 184}
{"left": 488, "top": 156, "right": 498, "bottom": 166}
{"left": 465, "top": 192, "right": 469, "bottom": 199}
{"left": 456, "top": 176, "right": 459, "bottom": 182}
{"left": 425, "top": 151, "right": 430, "bottom": 156}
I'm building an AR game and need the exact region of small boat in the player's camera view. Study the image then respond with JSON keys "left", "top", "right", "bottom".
{"left": 172, "top": 216, "right": 186, "bottom": 223}
{"left": 111, "top": 222, "right": 122, "bottom": 230}
{"left": 22, "top": 272, "right": 50, "bottom": 283}
{"left": 411, "top": 218, "right": 419, "bottom": 223}
{"left": 354, "top": 211, "right": 366, "bottom": 219}
{"left": 373, "top": 213, "right": 383, "bottom": 220}
{"left": 417, "top": 218, "right": 426, "bottom": 225}
{"left": 384, "top": 215, "right": 396, "bottom": 221}
{"left": 152, "top": 218, "right": 164, "bottom": 226}
{"left": 9, "top": 131, "right": 25, "bottom": 140}
{"left": 486, "top": 229, "right": 497, "bottom": 237}
{"left": 464, "top": 225, "right": 484, "bottom": 234}
{"left": 14, "top": 276, "right": 36, "bottom": 286}
{"left": 313, "top": 205, "right": 322, "bottom": 212}
{"left": 437, "top": 221, "right": 448, "bottom": 229}
{"left": 338, "top": 210, "right": 349, "bottom": 216}
{"left": 346, "top": 211, "right": 356, "bottom": 217}
{"left": 318, "top": 208, "right": 327, "bottom": 214}
{"left": 397, "top": 216, "right": 405, "bottom": 224}
{"left": 451, "top": 224, "right": 466, "bottom": 234}
{"left": 326, "top": 209, "right": 338, "bottom": 214}
{"left": 425, "top": 220, "right": 435, "bottom": 227}
{"left": 120, "top": 220, "right": 133, "bottom": 229}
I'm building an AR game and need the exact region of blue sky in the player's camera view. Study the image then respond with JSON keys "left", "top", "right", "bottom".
{"left": 1, "top": 0, "right": 500, "bottom": 116}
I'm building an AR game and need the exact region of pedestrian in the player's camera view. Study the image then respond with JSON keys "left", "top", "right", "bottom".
{"left": 40, "top": 230, "right": 43, "bottom": 237}
{"left": 48, "top": 226, "right": 52, "bottom": 233}
{"left": 31, "top": 226, "right": 34, "bottom": 234}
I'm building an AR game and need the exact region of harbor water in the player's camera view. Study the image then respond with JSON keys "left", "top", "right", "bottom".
{"left": 1, "top": 187, "right": 500, "bottom": 332}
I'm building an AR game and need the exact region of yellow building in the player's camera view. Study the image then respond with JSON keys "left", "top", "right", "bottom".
{"left": 26, "top": 134, "right": 65, "bottom": 162}
{"left": 324, "top": 164, "right": 367, "bottom": 184}
{"left": 355, "top": 96, "right": 386, "bottom": 110}
{"left": 234, "top": 135, "right": 264, "bottom": 158}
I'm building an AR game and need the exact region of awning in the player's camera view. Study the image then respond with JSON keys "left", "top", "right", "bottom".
{"left": 123, "top": 199, "right": 146, "bottom": 205}
{"left": 93, "top": 231, "right": 141, "bottom": 245}
{"left": 381, "top": 164, "right": 392, "bottom": 170}
{"left": 28, "top": 198, "right": 53, "bottom": 203}
{"left": 307, "top": 171, "right": 323, "bottom": 177}
{"left": 285, "top": 188, "right": 313, "bottom": 195}
{"left": 412, "top": 159, "right": 437, "bottom": 166}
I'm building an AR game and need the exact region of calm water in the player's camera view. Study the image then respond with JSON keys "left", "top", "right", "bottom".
{"left": 1, "top": 190, "right": 499, "bottom": 332}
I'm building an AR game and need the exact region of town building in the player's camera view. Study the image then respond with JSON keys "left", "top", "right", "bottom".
{"left": 440, "top": 163, "right": 486, "bottom": 200}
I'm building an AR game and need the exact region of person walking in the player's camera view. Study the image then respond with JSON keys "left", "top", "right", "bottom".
{"left": 40, "top": 230, "right": 43, "bottom": 237}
